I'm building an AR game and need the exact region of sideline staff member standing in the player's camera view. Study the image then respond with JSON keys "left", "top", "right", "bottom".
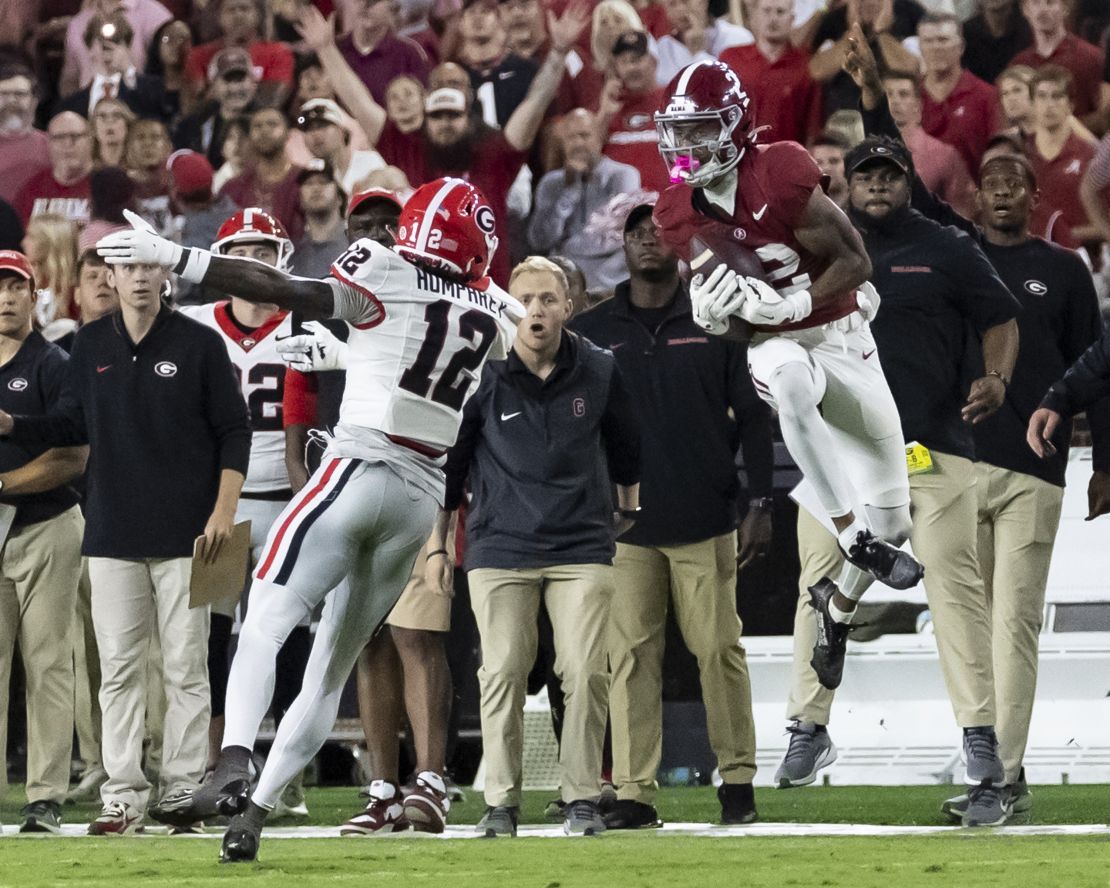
{"left": 0, "top": 260, "right": 251, "bottom": 836}
{"left": 572, "top": 205, "right": 775, "bottom": 829}
{"left": 446, "top": 257, "right": 641, "bottom": 839}
{"left": 0, "top": 251, "right": 87, "bottom": 834}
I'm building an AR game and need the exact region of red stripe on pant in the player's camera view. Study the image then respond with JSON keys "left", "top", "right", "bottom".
{"left": 256, "top": 458, "right": 342, "bottom": 581}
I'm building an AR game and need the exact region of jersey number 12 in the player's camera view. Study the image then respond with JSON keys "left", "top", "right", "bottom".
{"left": 399, "top": 300, "right": 498, "bottom": 411}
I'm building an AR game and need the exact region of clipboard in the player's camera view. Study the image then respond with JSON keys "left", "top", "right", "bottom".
{"left": 189, "top": 520, "right": 251, "bottom": 609}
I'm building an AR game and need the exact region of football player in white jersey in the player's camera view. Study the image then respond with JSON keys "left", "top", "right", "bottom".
{"left": 173, "top": 209, "right": 313, "bottom": 822}
{"left": 97, "top": 178, "right": 523, "bottom": 862}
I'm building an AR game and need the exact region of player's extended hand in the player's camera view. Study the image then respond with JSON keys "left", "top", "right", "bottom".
{"left": 276, "top": 321, "right": 349, "bottom": 372}
{"left": 1087, "top": 470, "right": 1110, "bottom": 520}
{"left": 199, "top": 506, "right": 235, "bottom": 565}
{"left": 737, "top": 277, "right": 812, "bottom": 326}
{"left": 0, "top": 409, "right": 13, "bottom": 437}
{"left": 737, "top": 508, "right": 771, "bottom": 570}
{"left": 690, "top": 265, "right": 743, "bottom": 336}
{"left": 1027, "top": 406, "right": 1061, "bottom": 457}
{"left": 962, "top": 375, "right": 1006, "bottom": 424}
{"left": 97, "top": 209, "right": 183, "bottom": 267}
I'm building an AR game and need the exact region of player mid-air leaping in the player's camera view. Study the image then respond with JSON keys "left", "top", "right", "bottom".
{"left": 651, "top": 60, "right": 923, "bottom": 689}
{"left": 97, "top": 178, "right": 523, "bottom": 862}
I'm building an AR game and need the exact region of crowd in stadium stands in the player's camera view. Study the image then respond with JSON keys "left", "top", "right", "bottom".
{"left": 1, "top": 0, "right": 1110, "bottom": 839}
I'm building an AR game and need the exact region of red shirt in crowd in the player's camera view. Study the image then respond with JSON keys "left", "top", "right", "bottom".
{"left": 375, "top": 124, "right": 526, "bottom": 286}
{"left": 720, "top": 43, "right": 822, "bottom": 146}
{"left": 1026, "top": 131, "right": 1095, "bottom": 232}
{"left": 185, "top": 39, "right": 295, "bottom": 89}
{"left": 1011, "top": 34, "right": 1106, "bottom": 118}
{"left": 920, "top": 69, "right": 998, "bottom": 177}
{"left": 338, "top": 33, "right": 429, "bottom": 107}
{"left": 0, "top": 129, "right": 50, "bottom": 206}
{"left": 218, "top": 165, "right": 305, "bottom": 240}
{"left": 13, "top": 169, "right": 91, "bottom": 226}
{"left": 601, "top": 88, "right": 670, "bottom": 194}
{"left": 903, "top": 126, "right": 977, "bottom": 218}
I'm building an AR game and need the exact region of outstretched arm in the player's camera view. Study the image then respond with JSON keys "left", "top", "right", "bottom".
{"left": 502, "top": 2, "right": 590, "bottom": 152}
{"left": 97, "top": 211, "right": 336, "bottom": 318}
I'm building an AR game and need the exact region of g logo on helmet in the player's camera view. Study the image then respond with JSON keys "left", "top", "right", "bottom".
{"left": 1025, "top": 280, "right": 1048, "bottom": 296}
{"left": 7, "top": 378, "right": 27, "bottom": 392}
{"left": 475, "top": 205, "right": 495, "bottom": 235}
{"left": 155, "top": 361, "right": 178, "bottom": 377}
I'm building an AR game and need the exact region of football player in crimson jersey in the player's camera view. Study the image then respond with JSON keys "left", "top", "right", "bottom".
{"left": 171, "top": 208, "right": 314, "bottom": 823}
{"left": 652, "top": 60, "right": 923, "bottom": 689}
{"left": 97, "top": 178, "right": 523, "bottom": 862}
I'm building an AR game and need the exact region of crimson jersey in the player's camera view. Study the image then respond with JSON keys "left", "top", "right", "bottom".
{"left": 653, "top": 140, "right": 858, "bottom": 332}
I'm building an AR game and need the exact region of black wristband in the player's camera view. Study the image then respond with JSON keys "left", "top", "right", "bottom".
{"left": 619, "top": 507, "right": 642, "bottom": 519}
{"left": 427, "top": 548, "right": 449, "bottom": 558}
{"left": 172, "top": 247, "right": 191, "bottom": 275}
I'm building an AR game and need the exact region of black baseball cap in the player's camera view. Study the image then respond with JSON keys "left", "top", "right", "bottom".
{"left": 612, "top": 31, "right": 649, "bottom": 58}
{"left": 844, "top": 140, "right": 912, "bottom": 177}
{"left": 623, "top": 202, "right": 655, "bottom": 233}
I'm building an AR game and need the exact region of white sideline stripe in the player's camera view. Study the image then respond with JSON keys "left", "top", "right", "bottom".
{"left": 35, "top": 823, "right": 1110, "bottom": 839}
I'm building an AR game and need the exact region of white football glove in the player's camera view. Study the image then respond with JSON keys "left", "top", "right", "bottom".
{"left": 855, "top": 280, "right": 880, "bottom": 322}
{"left": 690, "top": 265, "right": 745, "bottom": 336}
{"left": 276, "top": 321, "right": 349, "bottom": 372}
{"left": 96, "top": 209, "right": 183, "bottom": 268}
{"left": 736, "top": 277, "right": 812, "bottom": 326}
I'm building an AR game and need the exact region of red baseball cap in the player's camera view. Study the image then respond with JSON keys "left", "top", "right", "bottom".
{"left": 167, "top": 149, "right": 214, "bottom": 197}
{"left": 0, "top": 250, "right": 33, "bottom": 284}
{"left": 347, "top": 187, "right": 402, "bottom": 218}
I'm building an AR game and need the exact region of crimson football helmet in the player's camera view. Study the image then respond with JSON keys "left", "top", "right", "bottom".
{"left": 212, "top": 208, "right": 295, "bottom": 270}
{"left": 394, "top": 178, "right": 498, "bottom": 282}
{"left": 655, "top": 60, "right": 755, "bottom": 188}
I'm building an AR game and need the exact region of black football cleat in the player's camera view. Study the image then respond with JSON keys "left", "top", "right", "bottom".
{"left": 220, "top": 806, "right": 266, "bottom": 863}
{"left": 809, "top": 578, "right": 851, "bottom": 690}
{"left": 152, "top": 749, "right": 253, "bottom": 828}
{"left": 840, "top": 529, "right": 924, "bottom": 590}
{"left": 718, "top": 783, "right": 758, "bottom": 825}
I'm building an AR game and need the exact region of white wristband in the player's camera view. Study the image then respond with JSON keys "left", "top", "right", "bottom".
{"left": 177, "top": 247, "right": 212, "bottom": 284}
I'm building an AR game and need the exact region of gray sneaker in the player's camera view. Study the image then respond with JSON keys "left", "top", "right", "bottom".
{"left": 19, "top": 800, "right": 62, "bottom": 834}
{"left": 476, "top": 805, "right": 518, "bottom": 838}
{"left": 942, "top": 768, "right": 1030, "bottom": 821}
{"left": 963, "top": 727, "right": 1004, "bottom": 785}
{"left": 563, "top": 799, "right": 606, "bottom": 837}
{"left": 962, "top": 782, "right": 1013, "bottom": 827}
{"left": 774, "top": 721, "right": 838, "bottom": 788}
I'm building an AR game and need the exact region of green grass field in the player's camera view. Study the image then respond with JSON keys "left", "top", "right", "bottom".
{"left": 2, "top": 785, "right": 1108, "bottom": 888}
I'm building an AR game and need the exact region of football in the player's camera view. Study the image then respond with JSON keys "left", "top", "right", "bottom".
{"left": 689, "top": 233, "right": 768, "bottom": 342}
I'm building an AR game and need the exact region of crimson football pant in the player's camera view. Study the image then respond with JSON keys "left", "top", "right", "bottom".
{"left": 220, "top": 457, "right": 436, "bottom": 809}
{"left": 747, "top": 317, "right": 911, "bottom": 602}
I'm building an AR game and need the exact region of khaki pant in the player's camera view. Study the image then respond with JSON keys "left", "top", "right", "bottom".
{"left": 609, "top": 532, "right": 756, "bottom": 804}
{"left": 89, "top": 557, "right": 210, "bottom": 812}
{"left": 789, "top": 451, "right": 996, "bottom": 728}
{"left": 73, "top": 559, "right": 103, "bottom": 774}
{"left": 976, "top": 462, "right": 1063, "bottom": 784}
{"left": 469, "top": 563, "right": 612, "bottom": 807}
{"left": 0, "top": 507, "right": 84, "bottom": 803}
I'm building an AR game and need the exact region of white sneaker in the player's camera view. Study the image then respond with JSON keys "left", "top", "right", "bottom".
{"left": 87, "top": 801, "right": 143, "bottom": 835}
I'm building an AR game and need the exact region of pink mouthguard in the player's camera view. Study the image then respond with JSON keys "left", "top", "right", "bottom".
{"left": 669, "top": 155, "right": 700, "bottom": 184}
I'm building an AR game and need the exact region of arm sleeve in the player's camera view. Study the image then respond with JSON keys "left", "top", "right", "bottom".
{"left": 327, "top": 238, "right": 392, "bottom": 327}
{"left": 203, "top": 333, "right": 252, "bottom": 475}
{"left": 10, "top": 335, "right": 87, "bottom": 447}
{"left": 599, "top": 361, "right": 641, "bottom": 487}
{"left": 727, "top": 344, "right": 775, "bottom": 498}
{"left": 443, "top": 393, "right": 483, "bottom": 511}
{"left": 949, "top": 233, "right": 1021, "bottom": 331}
{"left": 1041, "top": 322, "right": 1110, "bottom": 418}
{"left": 1059, "top": 259, "right": 1110, "bottom": 471}
{"left": 282, "top": 368, "right": 318, "bottom": 428}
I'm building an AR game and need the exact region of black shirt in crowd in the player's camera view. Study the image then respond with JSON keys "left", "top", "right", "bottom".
{"left": 9, "top": 306, "right": 251, "bottom": 559}
{"left": 962, "top": 10, "right": 1032, "bottom": 84}
{"left": 854, "top": 204, "right": 1020, "bottom": 462}
{"left": 0, "top": 199, "right": 22, "bottom": 252}
{"left": 571, "top": 282, "right": 774, "bottom": 548}
{"left": 445, "top": 330, "right": 641, "bottom": 570}
{"left": 0, "top": 331, "right": 81, "bottom": 528}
